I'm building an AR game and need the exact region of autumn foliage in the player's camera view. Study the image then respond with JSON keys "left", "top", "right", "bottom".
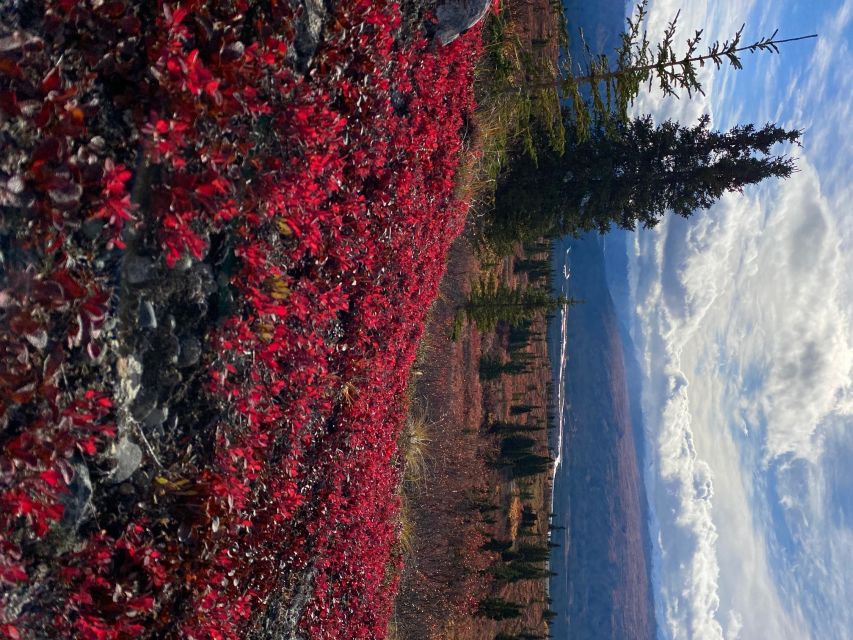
{"left": 0, "top": 0, "right": 481, "bottom": 638}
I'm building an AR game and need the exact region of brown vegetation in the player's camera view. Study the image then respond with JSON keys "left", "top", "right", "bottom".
{"left": 394, "top": 234, "right": 555, "bottom": 640}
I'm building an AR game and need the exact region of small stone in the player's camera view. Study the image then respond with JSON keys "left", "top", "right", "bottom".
{"left": 24, "top": 329, "right": 48, "bottom": 351}
{"left": 158, "top": 368, "right": 181, "bottom": 388}
{"left": 143, "top": 406, "right": 168, "bottom": 429}
{"left": 435, "top": 0, "right": 492, "bottom": 46}
{"left": 88, "top": 136, "right": 106, "bottom": 152}
{"left": 125, "top": 255, "right": 153, "bottom": 285}
{"left": 161, "top": 334, "right": 180, "bottom": 363}
{"left": 48, "top": 182, "right": 83, "bottom": 206}
{"left": 109, "top": 437, "right": 143, "bottom": 484}
{"left": 138, "top": 299, "right": 157, "bottom": 329}
{"left": 6, "top": 174, "right": 24, "bottom": 194}
{"left": 59, "top": 460, "right": 92, "bottom": 531}
{"left": 178, "top": 336, "right": 201, "bottom": 368}
{"left": 81, "top": 218, "right": 105, "bottom": 240}
{"left": 131, "top": 387, "right": 157, "bottom": 422}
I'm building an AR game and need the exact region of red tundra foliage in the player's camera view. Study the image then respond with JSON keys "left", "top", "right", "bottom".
{"left": 0, "top": 0, "right": 482, "bottom": 638}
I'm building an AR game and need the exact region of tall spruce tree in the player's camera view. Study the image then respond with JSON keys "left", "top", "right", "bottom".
{"left": 478, "top": 597, "right": 524, "bottom": 621}
{"left": 515, "top": 0, "right": 816, "bottom": 139}
{"left": 490, "top": 114, "right": 800, "bottom": 240}
{"left": 456, "top": 275, "right": 579, "bottom": 335}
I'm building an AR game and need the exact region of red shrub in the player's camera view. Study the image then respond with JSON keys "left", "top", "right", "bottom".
{"left": 0, "top": 0, "right": 481, "bottom": 637}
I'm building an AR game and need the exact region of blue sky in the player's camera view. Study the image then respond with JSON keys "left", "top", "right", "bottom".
{"left": 622, "top": 1, "right": 853, "bottom": 638}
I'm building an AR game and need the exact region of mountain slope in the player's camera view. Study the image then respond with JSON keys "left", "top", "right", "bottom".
{"left": 549, "top": 234, "right": 656, "bottom": 640}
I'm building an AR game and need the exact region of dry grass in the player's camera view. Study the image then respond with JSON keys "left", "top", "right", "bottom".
{"left": 400, "top": 403, "right": 432, "bottom": 488}
{"left": 450, "top": 0, "right": 565, "bottom": 240}
{"left": 397, "top": 494, "right": 417, "bottom": 559}
{"left": 391, "top": 401, "right": 434, "bottom": 567}
{"left": 508, "top": 494, "right": 523, "bottom": 541}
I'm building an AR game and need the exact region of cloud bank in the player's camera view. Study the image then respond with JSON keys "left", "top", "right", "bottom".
{"left": 623, "top": 1, "right": 853, "bottom": 638}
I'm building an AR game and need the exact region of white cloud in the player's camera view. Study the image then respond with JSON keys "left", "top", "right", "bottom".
{"left": 625, "top": 2, "right": 853, "bottom": 639}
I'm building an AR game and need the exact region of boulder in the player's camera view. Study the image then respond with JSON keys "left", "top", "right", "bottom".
{"left": 435, "top": 0, "right": 492, "bottom": 46}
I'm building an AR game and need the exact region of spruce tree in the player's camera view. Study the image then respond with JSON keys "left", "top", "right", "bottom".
{"left": 514, "top": 0, "right": 816, "bottom": 139}
{"left": 478, "top": 597, "right": 524, "bottom": 620}
{"left": 491, "top": 115, "right": 800, "bottom": 239}
{"left": 479, "top": 356, "right": 531, "bottom": 380}
{"left": 456, "top": 275, "right": 578, "bottom": 335}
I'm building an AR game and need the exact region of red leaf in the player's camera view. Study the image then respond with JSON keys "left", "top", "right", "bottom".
{"left": 40, "top": 469, "right": 63, "bottom": 488}
{"left": 171, "top": 6, "right": 189, "bottom": 27}
{"left": 41, "top": 67, "right": 61, "bottom": 93}
{"left": 52, "top": 271, "right": 87, "bottom": 299}
{"left": 2, "top": 624, "right": 20, "bottom": 639}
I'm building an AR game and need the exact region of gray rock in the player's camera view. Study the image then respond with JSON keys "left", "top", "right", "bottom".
{"left": 178, "top": 336, "right": 201, "bottom": 368}
{"left": 59, "top": 461, "right": 92, "bottom": 532}
{"left": 247, "top": 564, "right": 317, "bottom": 640}
{"left": 163, "top": 334, "right": 181, "bottom": 364}
{"left": 143, "top": 406, "right": 169, "bottom": 430}
{"left": 435, "top": 0, "right": 492, "bottom": 45}
{"left": 109, "top": 437, "right": 143, "bottom": 483}
{"left": 125, "top": 255, "right": 153, "bottom": 285}
{"left": 81, "top": 218, "right": 105, "bottom": 240}
{"left": 138, "top": 298, "right": 157, "bottom": 329}
{"left": 288, "top": 0, "right": 328, "bottom": 73}
{"left": 131, "top": 387, "right": 158, "bottom": 422}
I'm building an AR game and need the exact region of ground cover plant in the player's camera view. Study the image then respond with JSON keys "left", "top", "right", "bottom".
{"left": 0, "top": 0, "right": 483, "bottom": 637}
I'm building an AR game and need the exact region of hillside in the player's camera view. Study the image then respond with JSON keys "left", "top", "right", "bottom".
{"left": 549, "top": 234, "right": 656, "bottom": 640}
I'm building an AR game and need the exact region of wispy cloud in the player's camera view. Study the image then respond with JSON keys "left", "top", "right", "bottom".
{"left": 627, "top": 1, "right": 853, "bottom": 638}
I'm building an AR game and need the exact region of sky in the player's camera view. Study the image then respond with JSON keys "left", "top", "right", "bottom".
{"left": 621, "top": 1, "right": 853, "bottom": 639}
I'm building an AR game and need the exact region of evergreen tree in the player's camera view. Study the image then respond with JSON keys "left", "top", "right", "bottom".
{"left": 508, "top": 322, "right": 534, "bottom": 350}
{"left": 488, "top": 420, "right": 544, "bottom": 435}
{"left": 520, "top": 506, "right": 539, "bottom": 529}
{"left": 514, "top": 542, "right": 552, "bottom": 563}
{"left": 499, "top": 435, "right": 537, "bottom": 461}
{"left": 456, "top": 275, "right": 578, "bottom": 335}
{"left": 491, "top": 115, "right": 801, "bottom": 240}
{"left": 481, "top": 538, "right": 514, "bottom": 553}
{"left": 511, "top": 454, "right": 551, "bottom": 478}
{"left": 515, "top": 0, "right": 815, "bottom": 138}
{"left": 510, "top": 403, "right": 538, "bottom": 416}
{"left": 478, "top": 597, "right": 524, "bottom": 620}
{"left": 490, "top": 561, "right": 554, "bottom": 583}
{"left": 479, "top": 355, "right": 531, "bottom": 380}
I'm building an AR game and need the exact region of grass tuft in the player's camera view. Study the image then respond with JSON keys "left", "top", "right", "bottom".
{"left": 399, "top": 404, "right": 432, "bottom": 489}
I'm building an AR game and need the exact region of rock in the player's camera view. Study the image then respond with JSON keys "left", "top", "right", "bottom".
{"left": 117, "top": 354, "right": 143, "bottom": 406}
{"left": 131, "top": 387, "right": 158, "bottom": 422}
{"left": 162, "top": 334, "right": 181, "bottom": 364}
{"left": 118, "top": 482, "right": 135, "bottom": 496}
{"left": 81, "top": 218, "right": 105, "bottom": 240}
{"left": 138, "top": 298, "right": 157, "bottom": 329}
{"left": 247, "top": 565, "right": 317, "bottom": 640}
{"left": 178, "top": 336, "right": 201, "bottom": 368}
{"left": 125, "top": 255, "right": 153, "bottom": 285}
{"left": 435, "top": 0, "right": 492, "bottom": 45}
{"left": 109, "top": 437, "right": 143, "bottom": 483}
{"left": 174, "top": 255, "right": 194, "bottom": 271}
{"left": 288, "top": 0, "right": 328, "bottom": 73}
{"left": 158, "top": 367, "right": 182, "bottom": 388}
{"left": 59, "top": 460, "right": 92, "bottom": 532}
{"left": 143, "top": 406, "right": 168, "bottom": 430}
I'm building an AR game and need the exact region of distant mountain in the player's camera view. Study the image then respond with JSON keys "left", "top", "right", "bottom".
{"left": 549, "top": 234, "right": 656, "bottom": 640}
